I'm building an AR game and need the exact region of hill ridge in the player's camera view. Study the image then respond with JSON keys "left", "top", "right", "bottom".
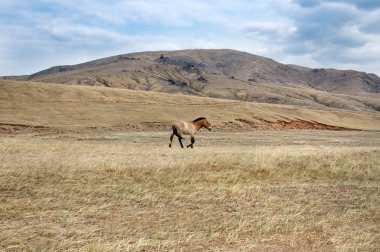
{"left": 2, "top": 49, "right": 380, "bottom": 112}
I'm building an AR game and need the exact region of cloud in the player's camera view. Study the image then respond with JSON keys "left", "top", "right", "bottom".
{"left": 251, "top": 0, "right": 380, "bottom": 74}
{"left": 0, "top": 0, "right": 379, "bottom": 76}
{"left": 294, "top": 0, "right": 380, "bottom": 10}
{"left": 243, "top": 20, "right": 296, "bottom": 41}
{"left": 334, "top": 0, "right": 380, "bottom": 10}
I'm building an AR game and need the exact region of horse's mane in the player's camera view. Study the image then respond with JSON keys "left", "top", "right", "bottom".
{"left": 193, "top": 117, "right": 206, "bottom": 122}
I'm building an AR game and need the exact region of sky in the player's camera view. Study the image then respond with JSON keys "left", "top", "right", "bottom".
{"left": 1, "top": 0, "right": 380, "bottom": 76}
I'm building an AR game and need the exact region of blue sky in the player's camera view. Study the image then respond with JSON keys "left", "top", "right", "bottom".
{"left": 1, "top": 0, "right": 380, "bottom": 76}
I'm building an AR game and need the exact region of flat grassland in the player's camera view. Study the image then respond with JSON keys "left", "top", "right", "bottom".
{"left": 1, "top": 130, "right": 379, "bottom": 251}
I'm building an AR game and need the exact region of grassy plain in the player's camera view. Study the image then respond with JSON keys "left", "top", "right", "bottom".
{"left": 1, "top": 130, "right": 379, "bottom": 251}
{"left": 1, "top": 79, "right": 379, "bottom": 250}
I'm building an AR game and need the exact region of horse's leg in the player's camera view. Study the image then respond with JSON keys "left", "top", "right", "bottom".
{"left": 178, "top": 135, "right": 184, "bottom": 148}
{"left": 187, "top": 135, "right": 195, "bottom": 148}
{"left": 169, "top": 133, "right": 174, "bottom": 148}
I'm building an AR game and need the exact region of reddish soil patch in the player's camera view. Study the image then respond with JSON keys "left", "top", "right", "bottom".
{"left": 0, "top": 123, "right": 63, "bottom": 134}
{"left": 236, "top": 117, "right": 353, "bottom": 130}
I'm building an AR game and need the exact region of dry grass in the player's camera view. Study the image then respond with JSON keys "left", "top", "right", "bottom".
{"left": 1, "top": 131, "right": 379, "bottom": 251}
{"left": 1, "top": 80, "right": 380, "bottom": 131}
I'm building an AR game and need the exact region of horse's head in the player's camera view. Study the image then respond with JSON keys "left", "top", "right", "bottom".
{"left": 202, "top": 118, "right": 213, "bottom": 131}
{"left": 193, "top": 117, "right": 213, "bottom": 131}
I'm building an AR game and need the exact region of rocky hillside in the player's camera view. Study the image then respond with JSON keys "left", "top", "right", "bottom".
{"left": 5, "top": 49, "right": 380, "bottom": 111}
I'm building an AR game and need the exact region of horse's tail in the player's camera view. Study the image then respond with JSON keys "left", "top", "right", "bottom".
{"left": 172, "top": 124, "right": 183, "bottom": 139}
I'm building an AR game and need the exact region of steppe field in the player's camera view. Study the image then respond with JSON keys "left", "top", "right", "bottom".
{"left": 1, "top": 80, "right": 380, "bottom": 251}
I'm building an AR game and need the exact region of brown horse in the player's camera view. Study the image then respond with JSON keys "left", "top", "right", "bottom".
{"left": 169, "top": 117, "right": 212, "bottom": 148}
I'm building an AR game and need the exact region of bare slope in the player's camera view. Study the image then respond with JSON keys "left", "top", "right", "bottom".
{"left": 1, "top": 80, "right": 379, "bottom": 132}
{"left": 8, "top": 49, "right": 380, "bottom": 112}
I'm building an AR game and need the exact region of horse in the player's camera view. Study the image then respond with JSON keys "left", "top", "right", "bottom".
{"left": 169, "top": 117, "right": 212, "bottom": 148}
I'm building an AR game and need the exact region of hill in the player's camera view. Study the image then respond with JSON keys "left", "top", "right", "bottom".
{"left": 5, "top": 49, "right": 380, "bottom": 112}
{"left": 1, "top": 79, "right": 380, "bottom": 133}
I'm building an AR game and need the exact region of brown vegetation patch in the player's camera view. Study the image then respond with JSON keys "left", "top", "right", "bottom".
{"left": 0, "top": 123, "right": 51, "bottom": 134}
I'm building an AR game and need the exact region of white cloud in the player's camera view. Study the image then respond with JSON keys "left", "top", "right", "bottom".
{"left": 243, "top": 20, "right": 297, "bottom": 41}
{"left": 0, "top": 0, "right": 379, "bottom": 76}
